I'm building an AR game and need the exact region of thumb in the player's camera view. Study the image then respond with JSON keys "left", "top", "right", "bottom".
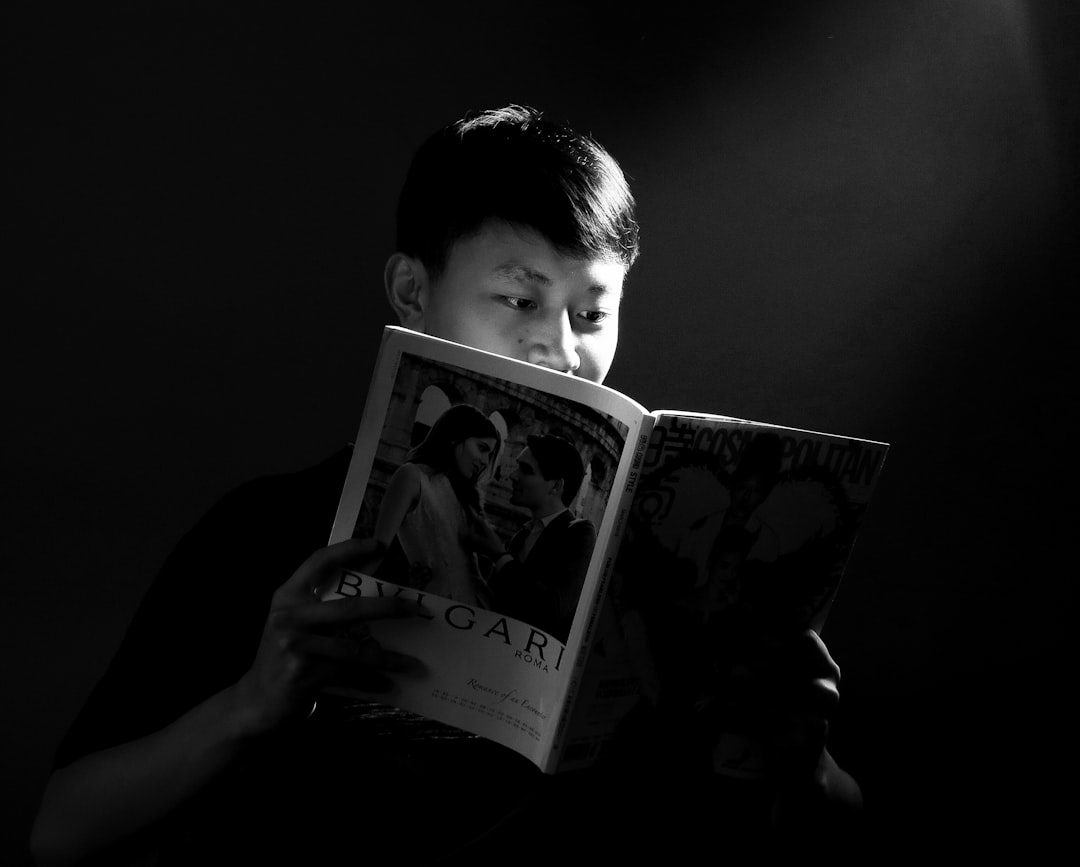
{"left": 276, "top": 538, "right": 385, "bottom": 602}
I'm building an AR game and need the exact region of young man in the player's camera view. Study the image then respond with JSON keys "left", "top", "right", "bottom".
{"left": 31, "top": 105, "right": 859, "bottom": 866}
{"left": 485, "top": 434, "right": 598, "bottom": 642}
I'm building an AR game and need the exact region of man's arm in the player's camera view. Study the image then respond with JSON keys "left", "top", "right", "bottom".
{"left": 32, "top": 679, "right": 270, "bottom": 866}
{"left": 30, "top": 540, "right": 418, "bottom": 866}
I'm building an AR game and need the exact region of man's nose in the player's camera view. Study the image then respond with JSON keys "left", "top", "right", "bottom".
{"left": 526, "top": 311, "right": 581, "bottom": 374}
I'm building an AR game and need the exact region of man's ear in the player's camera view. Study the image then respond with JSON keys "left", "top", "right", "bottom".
{"left": 550, "top": 476, "right": 566, "bottom": 503}
{"left": 385, "top": 252, "right": 429, "bottom": 329}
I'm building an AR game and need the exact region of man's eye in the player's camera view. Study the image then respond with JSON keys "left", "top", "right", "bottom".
{"left": 500, "top": 296, "right": 537, "bottom": 311}
{"left": 579, "top": 310, "right": 611, "bottom": 324}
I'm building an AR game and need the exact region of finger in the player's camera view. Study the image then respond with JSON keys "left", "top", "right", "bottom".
{"left": 285, "top": 594, "right": 419, "bottom": 630}
{"left": 771, "top": 709, "right": 830, "bottom": 779}
{"left": 733, "top": 630, "right": 841, "bottom": 719}
{"left": 367, "top": 646, "right": 428, "bottom": 676}
{"left": 803, "top": 628, "right": 841, "bottom": 685}
{"left": 785, "top": 676, "right": 840, "bottom": 722}
{"left": 757, "top": 628, "right": 840, "bottom": 685}
{"left": 338, "top": 621, "right": 372, "bottom": 643}
{"left": 303, "top": 656, "right": 395, "bottom": 695}
{"left": 291, "top": 632, "right": 425, "bottom": 675}
{"left": 276, "top": 538, "right": 386, "bottom": 600}
{"left": 780, "top": 631, "right": 841, "bottom": 720}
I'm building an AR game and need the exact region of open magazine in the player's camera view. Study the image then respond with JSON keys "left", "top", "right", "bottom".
{"left": 323, "top": 326, "right": 889, "bottom": 774}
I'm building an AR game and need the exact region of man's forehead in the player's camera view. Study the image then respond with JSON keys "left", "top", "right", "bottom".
{"left": 457, "top": 222, "right": 625, "bottom": 294}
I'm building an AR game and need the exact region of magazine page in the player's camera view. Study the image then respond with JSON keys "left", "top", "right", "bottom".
{"left": 322, "top": 327, "right": 649, "bottom": 770}
{"left": 591, "top": 412, "right": 889, "bottom": 778}
{"left": 549, "top": 414, "right": 657, "bottom": 771}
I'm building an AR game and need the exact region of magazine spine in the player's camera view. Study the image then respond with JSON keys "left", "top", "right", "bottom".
{"left": 543, "top": 414, "right": 656, "bottom": 773}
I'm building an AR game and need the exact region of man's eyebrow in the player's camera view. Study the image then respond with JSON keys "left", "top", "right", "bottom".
{"left": 494, "top": 263, "right": 623, "bottom": 298}
{"left": 589, "top": 282, "right": 623, "bottom": 300}
{"left": 494, "top": 263, "right": 552, "bottom": 286}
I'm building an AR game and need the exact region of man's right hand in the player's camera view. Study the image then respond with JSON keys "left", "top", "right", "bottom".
{"left": 233, "top": 538, "right": 424, "bottom": 736}
{"left": 31, "top": 536, "right": 426, "bottom": 866}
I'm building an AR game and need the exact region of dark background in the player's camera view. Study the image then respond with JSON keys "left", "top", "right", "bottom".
{"left": 4, "top": 0, "right": 1076, "bottom": 860}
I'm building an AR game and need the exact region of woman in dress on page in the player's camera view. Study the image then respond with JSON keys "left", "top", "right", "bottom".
{"left": 370, "top": 403, "right": 502, "bottom": 606}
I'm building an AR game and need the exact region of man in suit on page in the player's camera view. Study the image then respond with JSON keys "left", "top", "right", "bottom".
{"left": 484, "top": 434, "right": 597, "bottom": 643}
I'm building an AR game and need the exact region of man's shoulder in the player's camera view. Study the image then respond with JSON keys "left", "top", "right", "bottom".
{"left": 260, "top": 444, "right": 354, "bottom": 494}
{"left": 171, "top": 445, "right": 354, "bottom": 566}
{"left": 215, "top": 445, "right": 353, "bottom": 512}
{"left": 567, "top": 513, "right": 596, "bottom": 531}
{"left": 557, "top": 512, "right": 597, "bottom": 542}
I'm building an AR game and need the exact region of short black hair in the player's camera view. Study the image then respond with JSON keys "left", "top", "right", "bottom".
{"left": 396, "top": 104, "right": 640, "bottom": 283}
{"left": 527, "top": 433, "right": 587, "bottom": 507}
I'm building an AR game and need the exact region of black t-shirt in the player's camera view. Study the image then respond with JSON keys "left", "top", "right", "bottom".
{"left": 53, "top": 447, "right": 776, "bottom": 864}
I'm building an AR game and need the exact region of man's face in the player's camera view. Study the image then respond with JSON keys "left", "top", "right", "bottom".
{"left": 413, "top": 222, "right": 624, "bottom": 384}
{"left": 510, "top": 447, "right": 557, "bottom": 512}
